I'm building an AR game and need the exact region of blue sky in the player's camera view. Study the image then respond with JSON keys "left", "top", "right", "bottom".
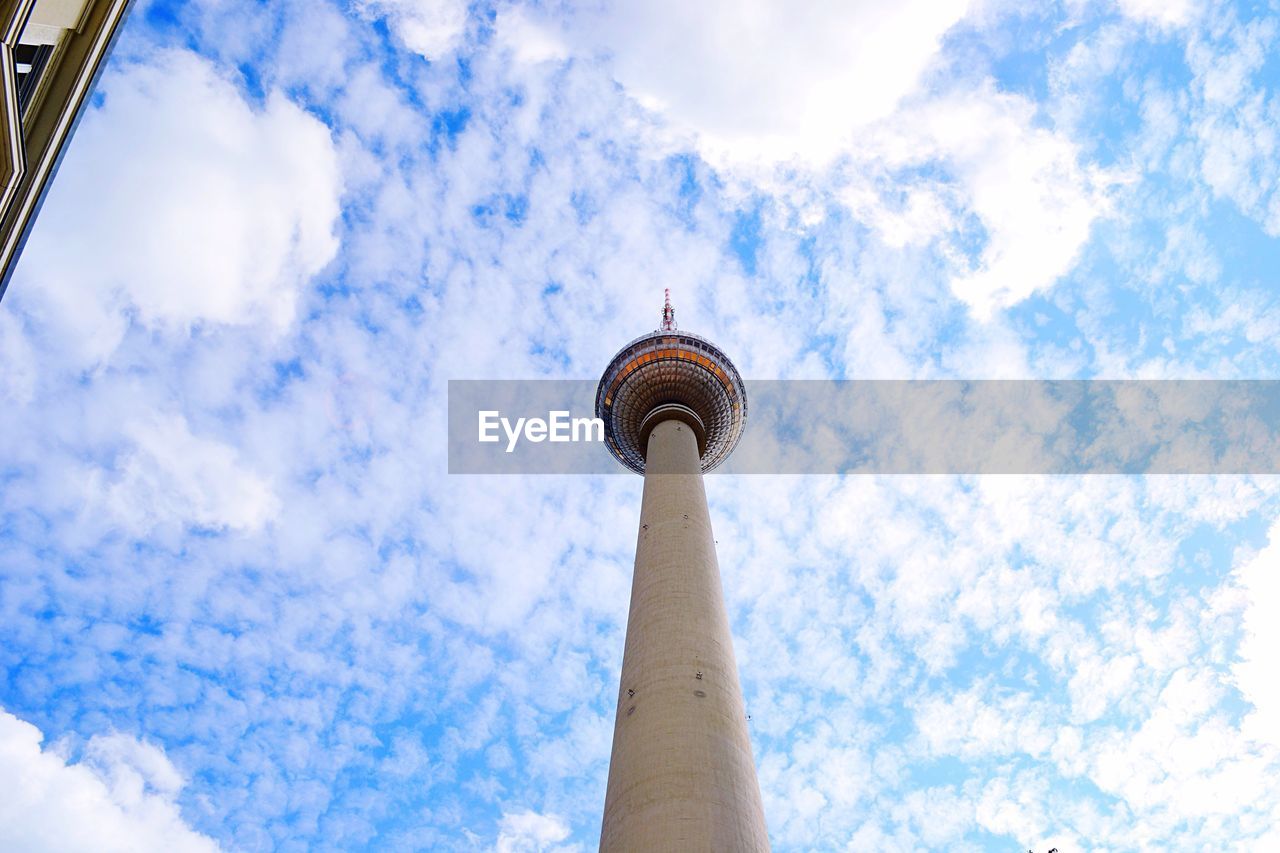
{"left": 2, "top": 0, "right": 1280, "bottom": 850}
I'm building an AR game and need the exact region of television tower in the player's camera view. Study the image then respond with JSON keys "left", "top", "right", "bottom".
{"left": 595, "top": 292, "right": 769, "bottom": 850}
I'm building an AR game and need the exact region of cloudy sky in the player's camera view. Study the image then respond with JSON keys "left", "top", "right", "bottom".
{"left": 2, "top": 0, "right": 1280, "bottom": 849}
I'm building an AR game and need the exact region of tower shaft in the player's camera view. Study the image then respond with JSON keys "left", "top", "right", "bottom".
{"left": 600, "top": 418, "right": 769, "bottom": 852}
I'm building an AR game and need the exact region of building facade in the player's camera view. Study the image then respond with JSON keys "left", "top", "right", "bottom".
{"left": 595, "top": 294, "right": 770, "bottom": 851}
{"left": 0, "top": 0, "right": 132, "bottom": 300}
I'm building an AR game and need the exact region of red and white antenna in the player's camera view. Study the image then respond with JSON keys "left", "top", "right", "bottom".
{"left": 661, "top": 288, "right": 677, "bottom": 331}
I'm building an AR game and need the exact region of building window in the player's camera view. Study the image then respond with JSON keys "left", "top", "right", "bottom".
{"left": 14, "top": 41, "right": 55, "bottom": 115}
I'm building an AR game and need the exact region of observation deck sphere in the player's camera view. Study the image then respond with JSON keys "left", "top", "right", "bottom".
{"left": 595, "top": 329, "right": 748, "bottom": 474}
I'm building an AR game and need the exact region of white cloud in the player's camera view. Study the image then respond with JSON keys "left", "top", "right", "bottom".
{"left": 495, "top": 809, "right": 578, "bottom": 853}
{"left": 1115, "top": 0, "right": 1199, "bottom": 28}
{"left": 844, "top": 87, "right": 1115, "bottom": 318}
{"left": 360, "top": 0, "right": 468, "bottom": 59}
{"left": 0, "top": 310, "right": 38, "bottom": 405}
{"left": 11, "top": 49, "right": 341, "bottom": 363}
{"left": 1186, "top": 17, "right": 1280, "bottom": 236}
{"left": 1233, "top": 519, "right": 1280, "bottom": 747}
{"left": 918, "top": 94, "right": 1114, "bottom": 318}
{"left": 560, "top": 0, "right": 973, "bottom": 165}
{"left": 494, "top": 7, "right": 569, "bottom": 66}
{"left": 83, "top": 732, "right": 188, "bottom": 797}
{"left": 0, "top": 709, "right": 219, "bottom": 853}
{"left": 533, "top": 1, "right": 1110, "bottom": 317}
{"left": 87, "top": 412, "right": 279, "bottom": 535}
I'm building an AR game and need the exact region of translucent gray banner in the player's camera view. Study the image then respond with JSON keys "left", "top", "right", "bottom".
{"left": 448, "top": 380, "right": 1280, "bottom": 474}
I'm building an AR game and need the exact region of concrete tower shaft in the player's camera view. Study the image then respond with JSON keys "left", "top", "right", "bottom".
{"left": 596, "top": 300, "right": 767, "bottom": 851}
{"left": 599, "top": 418, "right": 769, "bottom": 850}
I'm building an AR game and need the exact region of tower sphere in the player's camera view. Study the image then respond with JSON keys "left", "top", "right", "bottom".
{"left": 595, "top": 297, "right": 747, "bottom": 475}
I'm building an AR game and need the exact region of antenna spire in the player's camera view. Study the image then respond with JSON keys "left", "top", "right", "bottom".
{"left": 661, "top": 288, "right": 677, "bottom": 331}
